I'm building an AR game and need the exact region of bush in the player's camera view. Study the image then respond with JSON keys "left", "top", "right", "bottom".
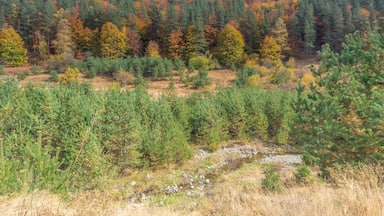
{"left": 49, "top": 70, "right": 60, "bottom": 82}
{"left": 188, "top": 56, "right": 210, "bottom": 71}
{"left": 30, "top": 65, "right": 42, "bottom": 75}
{"left": 294, "top": 165, "right": 314, "bottom": 185}
{"left": 246, "top": 74, "right": 262, "bottom": 88}
{"left": 113, "top": 70, "right": 135, "bottom": 86}
{"left": 17, "top": 72, "right": 27, "bottom": 80}
{"left": 192, "top": 69, "right": 211, "bottom": 89}
{"left": 272, "top": 66, "right": 293, "bottom": 84}
{"left": 234, "top": 66, "right": 257, "bottom": 87}
{"left": 262, "top": 166, "right": 282, "bottom": 192}
{"left": 0, "top": 65, "right": 4, "bottom": 75}
{"left": 61, "top": 67, "right": 80, "bottom": 84}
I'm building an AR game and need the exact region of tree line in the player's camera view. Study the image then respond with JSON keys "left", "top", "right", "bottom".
{"left": 0, "top": 0, "right": 383, "bottom": 67}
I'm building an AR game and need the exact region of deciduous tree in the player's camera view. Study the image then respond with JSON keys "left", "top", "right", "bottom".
{"left": 0, "top": 26, "right": 28, "bottom": 66}
{"left": 216, "top": 24, "right": 245, "bottom": 67}
{"left": 100, "top": 22, "right": 126, "bottom": 59}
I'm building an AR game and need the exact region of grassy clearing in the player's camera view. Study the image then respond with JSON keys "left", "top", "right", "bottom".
{"left": 1, "top": 157, "right": 382, "bottom": 216}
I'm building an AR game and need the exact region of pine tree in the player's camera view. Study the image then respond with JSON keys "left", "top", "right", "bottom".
{"left": 294, "top": 31, "right": 384, "bottom": 169}
{"left": 183, "top": 25, "right": 198, "bottom": 61}
{"left": 0, "top": 25, "right": 28, "bottom": 66}
{"left": 216, "top": 24, "right": 245, "bottom": 67}
{"left": 52, "top": 19, "right": 75, "bottom": 57}
{"left": 100, "top": 22, "right": 126, "bottom": 59}
{"left": 271, "top": 18, "right": 290, "bottom": 57}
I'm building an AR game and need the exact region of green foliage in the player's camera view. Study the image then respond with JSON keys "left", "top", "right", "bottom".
{"left": 262, "top": 166, "right": 282, "bottom": 192}
{"left": 188, "top": 56, "right": 210, "bottom": 70}
{"left": 17, "top": 72, "right": 27, "bottom": 80}
{"left": 0, "top": 79, "right": 295, "bottom": 194}
{"left": 293, "top": 30, "right": 384, "bottom": 169}
{"left": 235, "top": 66, "right": 258, "bottom": 87}
{"left": 0, "top": 65, "right": 4, "bottom": 75}
{"left": 294, "top": 165, "right": 314, "bottom": 185}
{"left": 49, "top": 70, "right": 59, "bottom": 82}
{"left": 192, "top": 69, "right": 211, "bottom": 89}
{"left": 30, "top": 65, "right": 42, "bottom": 75}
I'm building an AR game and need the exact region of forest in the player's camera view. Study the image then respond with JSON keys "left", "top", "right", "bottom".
{"left": 0, "top": 0, "right": 383, "bottom": 67}
{"left": 0, "top": 0, "right": 383, "bottom": 215}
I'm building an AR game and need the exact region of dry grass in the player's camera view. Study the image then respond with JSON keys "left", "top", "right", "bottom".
{"left": 1, "top": 164, "right": 382, "bottom": 216}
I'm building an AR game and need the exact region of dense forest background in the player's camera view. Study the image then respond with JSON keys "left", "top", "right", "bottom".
{"left": 1, "top": 0, "right": 384, "bottom": 65}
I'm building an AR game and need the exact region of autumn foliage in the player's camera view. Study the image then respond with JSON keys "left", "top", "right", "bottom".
{"left": 0, "top": 26, "right": 28, "bottom": 66}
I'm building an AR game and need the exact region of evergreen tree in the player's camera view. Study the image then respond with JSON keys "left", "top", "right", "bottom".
{"left": 303, "top": 6, "right": 316, "bottom": 55}
{"left": 271, "top": 18, "right": 290, "bottom": 57}
{"left": 242, "top": 9, "right": 259, "bottom": 54}
{"left": 183, "top": 25, "right": 198, "bottom": 61}
{"left": 52, "top": 19, "right": 75, "bottom": 59}
{"left": 294, "top": 31, "right": 384, "bottom": 169}
{"left": 0, "top": 25, "right": 28, "bottom": 66}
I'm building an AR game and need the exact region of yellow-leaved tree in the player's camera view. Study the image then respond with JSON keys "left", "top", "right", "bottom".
{"left": 216, "top": 24, "right": 245, "bottom": 67}
{"left": 260, "top": 36, "right": 282, "bottom": 63}
{"left": 100, "top": 22, "right": 127, "bottom": 59}
{"left": 0, "top": 26, "right": 28, "bottom": 66}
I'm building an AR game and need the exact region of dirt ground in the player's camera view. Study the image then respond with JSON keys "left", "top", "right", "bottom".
{"left": 2, "top": 67, "right": 237, "bottom": 97}
{"left": 2, "top": 59, "right": 317, "bottom": 97}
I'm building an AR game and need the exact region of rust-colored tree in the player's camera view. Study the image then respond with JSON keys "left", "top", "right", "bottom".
{"left": 168, "top": 29, "right": 184, "bottom": 59}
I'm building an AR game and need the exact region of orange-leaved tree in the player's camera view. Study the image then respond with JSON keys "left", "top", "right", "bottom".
{"left": 168, "top": 29, "right": 184, "bottom": 59}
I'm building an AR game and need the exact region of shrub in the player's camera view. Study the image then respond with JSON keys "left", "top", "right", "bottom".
{"left": 246, "top": 74, "right": 262, "bottom": 88}
{"left": 294, "top": 165, "right": 314, "bottom": 185}
{"left": 17, "top": 72, "right": 27, "bottom": 80}
{"left": 192, "top": 69, "right": 211, "bottom": 89}
{"left": 234, "top": 66, "right": 258, "bottom": 87}
{"left": 173, "top": 58, "right": 185, "bottom": 72}
{"left": 0, "top": 65, "right": 4, "bottom": 75}
{"left": 30, "top": 65, "right": 42, "bottom": 75}
{"left": 272, "top": 66, "right": 293, "bottom": 84}
{"left": 113, "top": 70, "right": 135, "bottom": 86}
{"left": 49, "top": 70, "right": 60, "bottom": 82}
{"left": 301, "top": 73, "right": 316, "bottom": 90}
{"left": 262, "top": 166, "right": 282, "bottom": 192}
{"left": 61, "top": 67, "right": 80, "bottom": 84}
{"left": 188, "top": 55, "right": 210, "bottom": 71}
